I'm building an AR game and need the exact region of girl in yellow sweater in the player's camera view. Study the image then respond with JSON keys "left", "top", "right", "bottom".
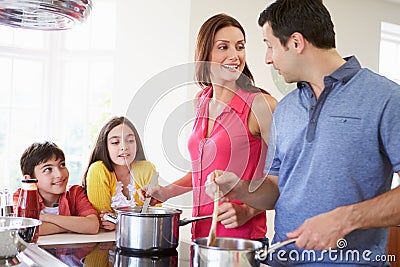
{"left": 82, "top": 116, "right": 158, "bottom": 230}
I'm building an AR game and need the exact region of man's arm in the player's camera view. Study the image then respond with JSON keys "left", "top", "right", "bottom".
{"left": 348, "top": 171, "right": 400, "bottom": 229}
{"left": 208, "top": 172, "right": 279, "bottom": 210}
{"left": 287, "top": 171, "right": 400, "bottom": 250}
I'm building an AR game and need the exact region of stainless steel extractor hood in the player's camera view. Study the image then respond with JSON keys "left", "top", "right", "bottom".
{"left": 0, "top": 0, "right": 92, "bottom": 30}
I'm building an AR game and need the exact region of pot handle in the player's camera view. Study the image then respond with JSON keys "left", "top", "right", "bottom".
{"left": 103, "top": 214, "right": 118, "bottom": 224}
{"left": 255, "top": 238, "right": 297, "bottom": 261}
{"left": 179, "top": 215, "right": 212, "bottom": 226}
{"left": 255, "top": 246, "right": 268, "bottom": 262}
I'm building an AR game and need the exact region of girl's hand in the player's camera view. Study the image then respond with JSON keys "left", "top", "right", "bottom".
{"left": 100, "top": 210, "right": 116, "bottom": 231}
{"left": 138, "top": 185, "right": 169, "bottom": 206}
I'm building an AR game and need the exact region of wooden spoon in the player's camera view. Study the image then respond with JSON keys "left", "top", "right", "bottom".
{"left": 207, "top": 171, "right": 220, "bottom": 247}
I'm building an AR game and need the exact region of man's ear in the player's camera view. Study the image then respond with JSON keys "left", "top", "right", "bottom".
{"left": 290, "top": 32, "right": 305, "bottom": 52}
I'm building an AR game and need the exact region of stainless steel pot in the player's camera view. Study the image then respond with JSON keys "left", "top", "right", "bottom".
{"left": 104, "top": 206, "right": 211, "bottom": 252}
{"left": 191, "top": 237, "right": 296, "bottom": 267}
{"left": 192, "top": 237, "right": 262, "bottom": 267}
{"left": 0, "top": 216, "right": 41, "bottom": 264}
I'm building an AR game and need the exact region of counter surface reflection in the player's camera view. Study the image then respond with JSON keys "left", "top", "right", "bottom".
{"left": 40, "top": 241, "right": 191, "bottom": 267}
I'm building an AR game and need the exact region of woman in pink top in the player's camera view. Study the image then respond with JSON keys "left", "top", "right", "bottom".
{"left": 139, "top": 14, "right": 277, "bottom": 240}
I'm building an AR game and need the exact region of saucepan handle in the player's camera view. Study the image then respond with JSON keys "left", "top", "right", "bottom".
{"left": 179, "top": 215, "right": 212, "bottom": 226}
{"left": 255, "top": 238, "right": 297, "bottom": 261}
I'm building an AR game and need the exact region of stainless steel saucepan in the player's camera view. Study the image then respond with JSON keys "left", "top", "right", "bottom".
{"left": 192, "top": 237, "right": 296, "bottom": 267}
{"left": 104, "top": 206, "right": 211, "bottom": 252}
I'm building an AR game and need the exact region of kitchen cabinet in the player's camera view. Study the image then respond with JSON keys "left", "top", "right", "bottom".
{"left": 387, "top": 226, "right": 400, "bottom": 267}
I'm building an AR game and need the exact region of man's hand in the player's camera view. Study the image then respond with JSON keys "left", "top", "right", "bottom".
{"left": 287, "top": 207, "right": 350, "bottom": 250}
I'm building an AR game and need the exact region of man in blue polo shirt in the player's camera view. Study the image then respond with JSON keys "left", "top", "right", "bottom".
{"left": 206, "top": 0, "right": 400, "bottom": 266}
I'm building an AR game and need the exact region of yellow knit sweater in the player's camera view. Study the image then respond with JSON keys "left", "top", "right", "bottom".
{"left": 86, "top": 160, "right": 157, "bottom": 214}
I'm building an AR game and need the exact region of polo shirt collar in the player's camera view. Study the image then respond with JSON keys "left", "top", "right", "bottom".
{"left": 329, "top": 56, "right": 361, "bottom": 84}
{"left": 297, "top": 56, "right": 361, "bottom": 89}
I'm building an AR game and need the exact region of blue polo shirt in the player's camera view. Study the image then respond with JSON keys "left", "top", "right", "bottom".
{"left": 265, "top": 56, "right": 400, "bottom": 266}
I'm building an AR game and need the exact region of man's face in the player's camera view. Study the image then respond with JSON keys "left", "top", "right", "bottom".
{"left": 262, "top": 22, "right": 297, "bottom": 83}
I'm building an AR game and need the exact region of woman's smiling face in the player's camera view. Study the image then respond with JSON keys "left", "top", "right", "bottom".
{"left": 209, "top": 26, "right": 246, "bottom": 86}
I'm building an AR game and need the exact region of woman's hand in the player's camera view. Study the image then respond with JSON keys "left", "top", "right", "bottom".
{"left": 217, "top": 202, "right": 257, "bottom": 228}
{"left": 137, "top": 185, "right": 170, "bottom": 206}
{"left": 100, "top": 210, "right": 116, "bottom": 230}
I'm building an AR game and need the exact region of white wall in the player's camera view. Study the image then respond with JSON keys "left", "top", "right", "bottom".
{"left": 113, "top": 0, "right": 192, "bottom": 114}
{"left": 113, "top": 0, "right": 194, "bottom": 209}
{"left": 325, "top": 0, "right": 400, "bottom": 71}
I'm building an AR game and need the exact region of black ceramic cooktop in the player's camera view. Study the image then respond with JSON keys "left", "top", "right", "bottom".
{"left": 41, "top": 242, "right": 189, "bottom": 267}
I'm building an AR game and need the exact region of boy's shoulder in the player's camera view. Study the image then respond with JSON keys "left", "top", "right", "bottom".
{"left": 65, "top": 185, "right": 86, "bottom": 197}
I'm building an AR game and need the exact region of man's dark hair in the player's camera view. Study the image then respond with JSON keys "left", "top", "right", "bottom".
{"left": 258, "top": 0, "right": 336, "bottom": 49}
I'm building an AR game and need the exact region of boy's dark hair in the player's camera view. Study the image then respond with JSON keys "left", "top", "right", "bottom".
{"left": 20, "top": 141, "right": 65, "bottom": 178}
{"left": 258, "top": 0, "right": 336, "bottom": 49}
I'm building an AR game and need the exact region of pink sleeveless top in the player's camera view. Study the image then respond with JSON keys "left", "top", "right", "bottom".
{"left": 188, "top": 86, "right": 267, "bottom": 240}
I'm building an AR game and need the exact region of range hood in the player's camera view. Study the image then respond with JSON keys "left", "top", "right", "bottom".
{"left": 0, "top": 0, "right": 92, "bottom": 30}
